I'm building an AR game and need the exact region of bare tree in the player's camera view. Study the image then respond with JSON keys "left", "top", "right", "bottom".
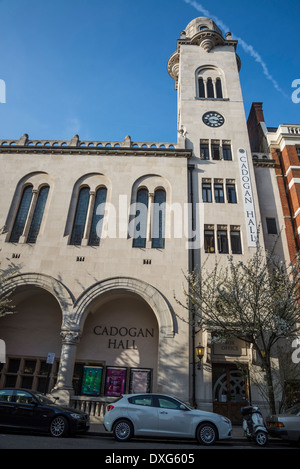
{"left": 176, "top": 243, "right": 300, "bottom": 414}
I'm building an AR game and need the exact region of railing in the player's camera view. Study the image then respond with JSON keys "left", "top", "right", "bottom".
{"left": 0, "top": 134, "right": 182, "bottom": 150}
{"left": 70, "top": 396, "right": 108, "bottom": 422}
{"left": 252, "top": 152, "right": 271, "bottom": 160}
{"left": 287, "top": 125, "right": 300, "bottom": 135}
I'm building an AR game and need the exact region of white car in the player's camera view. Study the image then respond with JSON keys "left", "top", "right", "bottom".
{"left": 103, "top": 393, "right": 232, "bottom": 445}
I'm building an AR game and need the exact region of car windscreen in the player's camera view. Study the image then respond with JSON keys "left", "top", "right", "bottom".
{"left": 34, "top": 393, "right": 58, "bottom": 405}
{"left": 285, "top": 404, "right": 300, "bottom": 415}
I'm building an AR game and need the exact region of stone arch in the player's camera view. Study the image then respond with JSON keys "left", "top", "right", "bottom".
{"left": 63, "top": 172, "right": 112, "bottom": 239}
{"left": 0, "top": 272, "right": 74, "bottom": 318}
{"left": 4, "top": 171, "right": 54, "bottom": 240}
{"left": 195, "top": 65, "right": 227, "bottom": 99}
{"left": 131, "top": 174, "right": 171, "bottom": 204}
{"left": 73, "top": 276, "right": 175, "bottom": 338}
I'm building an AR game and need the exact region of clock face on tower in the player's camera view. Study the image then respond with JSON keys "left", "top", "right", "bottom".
{"left": 202, "top": 111, "right": 225, "bottom": 127}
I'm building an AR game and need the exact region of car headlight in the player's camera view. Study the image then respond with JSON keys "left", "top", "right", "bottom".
{"left": 70, "top": 413, "right": 82, "bottom": 420}
{"left": 221, "top": 416, "right": 231, "bottom": 425}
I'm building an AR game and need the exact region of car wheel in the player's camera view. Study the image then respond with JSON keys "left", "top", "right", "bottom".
{"left": 49, "top": 415, "right": 69, "bottom": 437}
{"left": 255, "top": 431, "right": 268, "bottom": 446}
{"left": 113, "top": 420, "right": 133, "bottom": 442}
{"left": 196, "top": 423, "right": 217, "bottom": 445}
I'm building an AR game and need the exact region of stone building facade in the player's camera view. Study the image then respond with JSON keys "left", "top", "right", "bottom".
{"left": 0, "top": 17, "right": 290, "bottom": 422}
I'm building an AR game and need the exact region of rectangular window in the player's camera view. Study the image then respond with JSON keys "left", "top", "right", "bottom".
{"left": 223, "top": 145, "right": 232, "bottom": 161}
{"left": 202, "top": 183, "right": 212, "bottom": 203}
{"left": 226, "top": 184, "right": 237, "bottom": 203}
{"left": 214, "top": 184, "right": 224, "bottom": 203}
{"left": 217, "top": 230, "right": 229, "bottom": 254}
{"left": 204, "top": 230, "right": 215, "bottom": 253}
{"left": 266, "top": 218, "right": 278, "bottom": 235}
{"left": 296, "top": 147, "right": 300, "bottom": 162}
{"left": 1, "top": 357, "right": 58, "bottom": 392}
{"left": 230, "top": 230, "right": 242, "bottom": 254}
{"left": 211, "top": 143, "right": 221, "bottom": 160}
{"left": 200, "top": 143, "right": 210, "bottom": 160}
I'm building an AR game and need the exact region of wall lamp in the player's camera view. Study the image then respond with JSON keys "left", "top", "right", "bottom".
{"left": 195, "top": 344, "right": 205, "bottom": 369}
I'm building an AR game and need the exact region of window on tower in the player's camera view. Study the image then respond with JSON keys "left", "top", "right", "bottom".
{"left": 198, "top": 77, "right": 205, "bottom": 98}
{"left": 196, "top": 67, "right": 225, "bottom": 100}
{"left": 211, "top": 143, "right": 221, "bottom": 160}
{"left": 207, "top": 78, "right": 214, "bottom": 98}
{"left": 202, "top": 182, "right": 212, "bottom": 203}
{"left": 200, "top": 142, "right": 210, "bottom": 160}
{"left": 214, "top": 183, "right": 224, "bottom": 203}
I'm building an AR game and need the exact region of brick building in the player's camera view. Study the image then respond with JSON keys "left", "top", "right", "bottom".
{"left": 247, "top": 102, "right": 300, "bottom": 261}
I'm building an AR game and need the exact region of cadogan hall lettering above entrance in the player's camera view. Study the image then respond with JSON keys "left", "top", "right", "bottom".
{"left": 93, "top": 325, "right": 154, "bottom": 350}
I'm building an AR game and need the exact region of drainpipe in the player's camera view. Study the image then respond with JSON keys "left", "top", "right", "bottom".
{"left": 188, "top": 163, "right": 196, "bottom": 408}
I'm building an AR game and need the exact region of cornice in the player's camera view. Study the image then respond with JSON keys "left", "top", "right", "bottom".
{"left": 0, "top": 145, "right": 192, "bottom": 159}
{"left": 252, "top": 158, "right": 276, "bottom": 168}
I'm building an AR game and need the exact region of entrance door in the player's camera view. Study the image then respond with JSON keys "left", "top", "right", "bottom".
{"left": 212, "top": 364, "right": 249, "bottom": 424}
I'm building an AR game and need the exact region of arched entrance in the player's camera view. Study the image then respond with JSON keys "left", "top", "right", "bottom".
{"left": 74, "top": 291, "right": 159, "bottom": 396}
{"left": 66, "top": 277, "right": 179, "bottom": 400}
{"left": 0, "top": 285, "right": 63, "bottom": 393}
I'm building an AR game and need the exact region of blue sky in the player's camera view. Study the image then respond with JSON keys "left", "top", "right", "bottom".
{"left": 0, "top": 0, "right": 299, "bottom": 143}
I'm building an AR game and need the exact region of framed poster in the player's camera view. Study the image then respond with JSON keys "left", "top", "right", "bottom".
{"left": 81, "top": 366, "right": 103, "bottom": 396}
{"left": 129, "top": 368, "right": 152, "bottom": 393}
{"left": 105, "top": 367, "right": 127, "bottom": 397}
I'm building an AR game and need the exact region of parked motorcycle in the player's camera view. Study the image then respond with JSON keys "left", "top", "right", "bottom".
{"left": 241, "top": 406, "right": 268, "bottom": 446}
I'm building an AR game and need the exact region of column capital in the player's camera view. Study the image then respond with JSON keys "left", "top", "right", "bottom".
{"left": 60, "top": 330, "right": 81, "bottom": 345}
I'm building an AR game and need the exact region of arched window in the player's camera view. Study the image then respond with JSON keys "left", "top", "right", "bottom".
{"left": 198, "top": 77, "right": 205, "bottom": 98}
{"left": 88, "top": 187, "right": 107, "bottom": 246}
{"left": 132, "top": 188, "right": 149, "bottom": 248}
{"left": 9, "top": 185, "right": 33, "bottom": 243}
{"left": 152, "top": 189, "right": 166, "bottom": 249}
{"left": 196, "top": 67, "right": 225, "bottom": 100}
{"left": 27, "top": 186, "right": 49, "bottom": 244}
{"left": 70, "top": 187, "right": 90, "bottom": 245}
{"left": 207, "top": 78, "right": 214, "bottom": 98}
{"left": 216, "top": 78, "right": 223, "bottom": 98}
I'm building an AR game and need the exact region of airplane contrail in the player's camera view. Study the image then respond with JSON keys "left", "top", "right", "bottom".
{"left": 183, "top": 0, "right": 288, "bottom": 98}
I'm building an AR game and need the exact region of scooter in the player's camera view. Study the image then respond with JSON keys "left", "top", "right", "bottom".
{"left": 241, "top": 406, "right": 268, "bottom": 446}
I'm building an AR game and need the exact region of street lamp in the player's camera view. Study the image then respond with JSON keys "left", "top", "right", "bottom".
{"left": 195, "top": 344, "right": 205, "bottom": 369}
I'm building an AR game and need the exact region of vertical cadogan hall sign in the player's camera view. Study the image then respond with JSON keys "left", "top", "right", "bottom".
{"left": 238, "top": 148, "right": 257, "bottom": 247}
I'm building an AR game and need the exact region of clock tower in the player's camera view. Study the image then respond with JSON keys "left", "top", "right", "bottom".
{"left": 168, "top": 17, "right": 263, "bottom": 413}
{"left": 168, "top": 16, "right": 261, "bottom": 261}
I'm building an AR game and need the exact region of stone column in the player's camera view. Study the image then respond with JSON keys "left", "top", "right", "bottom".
{"left": 82, "top": 190, "right": 95, "bottom": 245}
{"left": 52, "top": 330, "right": 81, "bottom": 405}
{"left": 19, "top": 189, "right": 38, "bottom": 243}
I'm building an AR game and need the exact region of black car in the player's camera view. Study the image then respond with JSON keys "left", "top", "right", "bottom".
{"left": 0, "top": 388, "right": 90, "bottom": 437}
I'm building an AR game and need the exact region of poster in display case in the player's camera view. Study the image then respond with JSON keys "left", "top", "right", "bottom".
{"left": 129, "top": 368, "right": 152, "bottom": 393}
{"left": 105, "top": 367, "right": 127, "bottom": 396}
{"left": 81, "top": 366, "right": 103, "bottom": 396}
